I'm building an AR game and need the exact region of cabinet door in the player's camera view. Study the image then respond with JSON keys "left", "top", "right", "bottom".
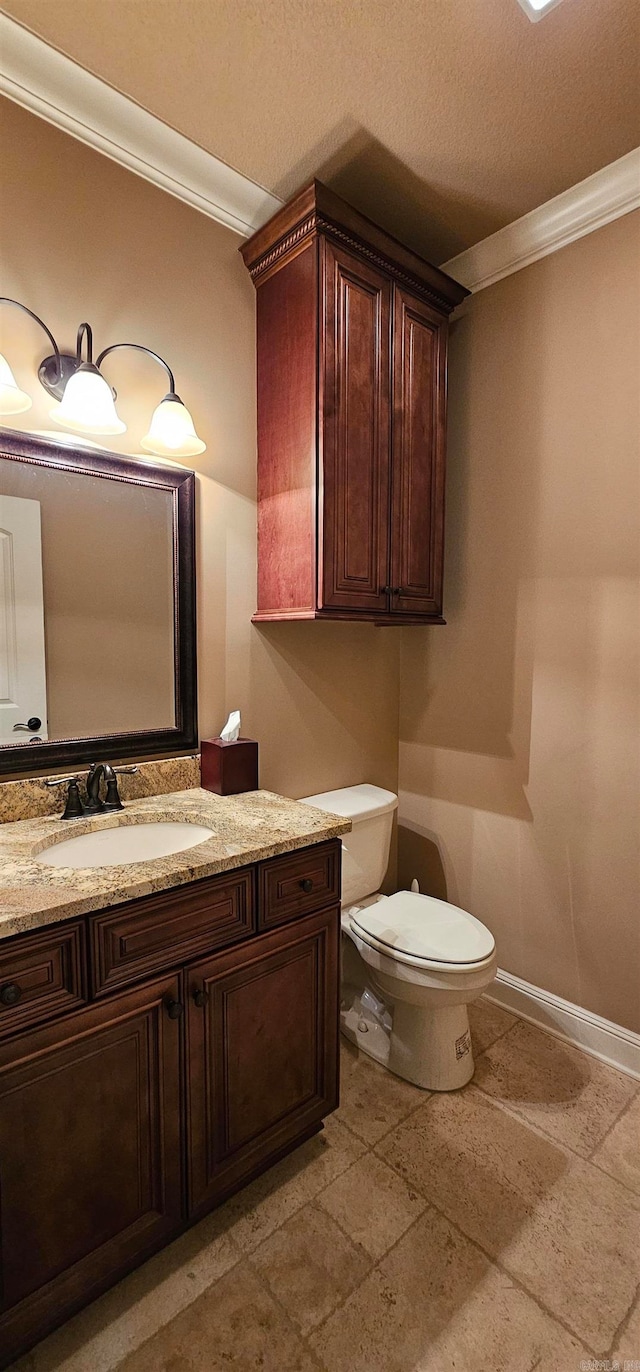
{"left": 319, "top": 239, "right": 392, "bottom": 613}
{"left": 0, "top": 974, "right": 183, "bottom": 1366}
{"left": 186, "top": 906, "right": 339, "bottom": 1217}
{"left": 390, "top": 286, "right": 448, "bottom": 617}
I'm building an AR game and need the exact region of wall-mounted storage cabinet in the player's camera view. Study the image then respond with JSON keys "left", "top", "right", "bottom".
{"left": 241, "top": 181, "right": 468, "bottom": 625}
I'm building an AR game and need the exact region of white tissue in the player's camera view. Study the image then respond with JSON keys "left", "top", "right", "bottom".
{"left": 220, "top": 710, "right": 241, "bottom": 742}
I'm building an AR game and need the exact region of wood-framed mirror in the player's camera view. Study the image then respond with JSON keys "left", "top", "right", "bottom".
{"left": 0, "top": 428, "right": 197, "bottom": 775}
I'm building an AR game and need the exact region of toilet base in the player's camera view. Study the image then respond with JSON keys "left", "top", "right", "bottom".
{"left": 340, "top": 1003, "right": 391, "bottom": 1068}
{"left": 340, "top": 997, "right": 475, "bottom": 1092}
{"left": 388, "top": 1000, "right": 474, "bottom": 1090}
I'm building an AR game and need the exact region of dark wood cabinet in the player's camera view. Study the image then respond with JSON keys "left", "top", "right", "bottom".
{"left": 390, "top": 287, "right": 449, "bottom": 618}
{"left": 241, "top": 179, "right": 468, "bottom": 625}
{"left": 0, "top": 973, "right": 183, "bottom": 1363}
{"left": 186, "top": 906, "right": 339, "bottom": 1217}
{"left": 0, "top": 840, "right": 341, "bottom": 1367}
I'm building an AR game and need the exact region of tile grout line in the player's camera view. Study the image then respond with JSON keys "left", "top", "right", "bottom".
{"left": 368, "top": 1141, "right": 600, "bottom": 1359}
{"left": 333, "top": 1087, "right": 432, "bottom": 1150}
{"left": 244, "top": 1250, "right": 330, "bottom": 1371}
{"left": 106, "top": 1235, "right": 246, "bottom": 1372}
{"left": 458, "top": 1080, "right": 640, "bottom": 1205}
{"left": 302, "top": 1192, "right": 434, "bottom": 1343}
{"left": 584, "top": 1075, "right": 640, "bottom": 1159}
{"left": 473, "top": 1013, "right": 521, "bottom": 1056}
{"left": 242, "top": 1138, "right": 412, "bottom": 1348}
{"left": 605, "top": 1284, "right": 640, "bottom": 1359}
{"left": 470, "top": 1076, "right": 640, "bottom": 1182}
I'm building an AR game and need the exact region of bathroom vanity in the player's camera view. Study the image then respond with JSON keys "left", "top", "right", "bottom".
{"left": 0, "top": 789, "right": 348, "bottom": 1367}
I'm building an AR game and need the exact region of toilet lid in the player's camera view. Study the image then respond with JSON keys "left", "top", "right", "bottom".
{"left": 350, "top": 891, "right": 495, "bottom": 966}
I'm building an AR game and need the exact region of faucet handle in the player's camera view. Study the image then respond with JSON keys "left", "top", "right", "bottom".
{"left": 45, "top": 775, "right": 85, "bottom": 819}
{"left": 102, "top": 764, "right": 137, "bottom": 812}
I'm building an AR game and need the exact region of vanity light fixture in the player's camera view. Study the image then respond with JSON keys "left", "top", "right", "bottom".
{"left": 0, "top": 352, "right": 32, "bottom": 415}
{"left": 0, "top": 299, "right": 206, "bottom": 457}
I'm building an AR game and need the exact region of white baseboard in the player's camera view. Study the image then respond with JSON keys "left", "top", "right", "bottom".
{"left": 485, "top": 969, "right": 640, "bottom": 1080}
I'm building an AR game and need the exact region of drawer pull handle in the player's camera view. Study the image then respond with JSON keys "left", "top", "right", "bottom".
{"left": 0, "top": 982, "right": 22, "bottom": 1007}
{"left": 300, "top": 878, "right": 314, "bottom": 893}
{"left": 164, "top": 997, "right": 184, "bottom": 1021}
{"left": 192, "top": 988, "right": 209, "bottom": 1009}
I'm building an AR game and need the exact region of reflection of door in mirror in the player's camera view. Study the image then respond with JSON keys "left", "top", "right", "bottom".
{"left": 0, "top": 494, "right": 48, "bottom": 745}
{"left": 0, "top": 455, "right": 176, "bottom": 744}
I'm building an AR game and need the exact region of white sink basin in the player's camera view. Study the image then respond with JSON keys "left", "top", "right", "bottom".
{"left": 36, "top": 822, "right": 216, "bottom": 870}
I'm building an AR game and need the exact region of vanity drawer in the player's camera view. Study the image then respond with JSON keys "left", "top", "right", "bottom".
{"left": 0, "top": 921, "right": 87, "bottom": 1039}
{"left": 90, "top": 869, "right": 256, "bottom": 996}
{"left": 258, "top": 840, "right": 341, "bottom": 930}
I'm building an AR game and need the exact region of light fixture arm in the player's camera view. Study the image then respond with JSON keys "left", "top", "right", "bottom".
{"left": 0, "top": 297, "right": 62, "bottom": 381}
{"left": 76, "top": 322, "right": 94, "bottom": 367}
{"left": 96, "top": 342, "right": 177, "bottom": 397}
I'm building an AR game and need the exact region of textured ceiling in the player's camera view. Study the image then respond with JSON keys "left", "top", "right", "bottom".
{"left": 2, "top": 0, "right": 639, "bottom": 262}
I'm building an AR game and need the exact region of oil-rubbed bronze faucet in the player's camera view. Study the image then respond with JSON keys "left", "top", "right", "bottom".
{"left": 85, "top": 762, "right": 139, "bottom": 812}
{"left": 46, "top": 764, "right": 138, "bottom": 819}
{"left": 84, "top": 763, "right": 105, "bottom": 814}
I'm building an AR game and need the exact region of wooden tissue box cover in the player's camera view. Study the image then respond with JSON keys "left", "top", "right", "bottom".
{"left": 200, "top": 737, "right": 259, "bottom": 796}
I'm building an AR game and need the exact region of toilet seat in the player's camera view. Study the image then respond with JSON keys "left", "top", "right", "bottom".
{"left": 349, "top": 891, "right": 495, "bottom": 974}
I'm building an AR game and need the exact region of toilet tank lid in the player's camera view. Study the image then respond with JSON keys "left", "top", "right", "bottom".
{"left": 299, "top": 783, "right": 398, "bottom": 822}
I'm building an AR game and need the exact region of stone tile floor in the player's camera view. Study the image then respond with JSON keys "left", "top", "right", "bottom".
{"left": 14, "top": 1000, "right": 640, "bottom": 1372}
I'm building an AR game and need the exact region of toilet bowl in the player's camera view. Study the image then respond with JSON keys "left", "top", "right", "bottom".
{"left": 301, "top": 784, "right": 497, "bottom": 1091}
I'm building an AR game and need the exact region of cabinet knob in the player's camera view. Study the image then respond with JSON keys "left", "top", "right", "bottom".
{"left": 0, "top": 982, "right": 22, "bottom": 1007}
{"left": 380, "top": 587, "right": 402, "bottom": 596}
{"left": 164, "top": 997, "right": 184, "bottom": 1020}
{"left": 300, "top": 878, "right": 314, "bottom": 893}
{"left": 192, "top": 988, "right": 209, "bottom": 1009}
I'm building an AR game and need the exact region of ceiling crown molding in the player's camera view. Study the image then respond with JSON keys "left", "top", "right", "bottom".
{"left": 443, "top": 148, "right": 640, "bottom": 293}
{"left": 1, "top": 13, "right": 637, "bottom": 282}
{"left": 0, "top": 12, "right": 283, "bottom": 237}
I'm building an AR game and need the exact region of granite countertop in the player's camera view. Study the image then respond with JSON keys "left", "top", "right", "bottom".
{"left": 0, "top": 788, "right": 350, "bottom": 940}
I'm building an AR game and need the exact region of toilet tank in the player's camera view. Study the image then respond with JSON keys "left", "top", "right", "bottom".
{"left": 299, "top": 784, "right": 398, "bottom": 905}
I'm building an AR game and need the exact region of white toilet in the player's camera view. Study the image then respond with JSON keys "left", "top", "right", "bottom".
{"left": 301, "top": 783, "right": 498, "bottom": 1091}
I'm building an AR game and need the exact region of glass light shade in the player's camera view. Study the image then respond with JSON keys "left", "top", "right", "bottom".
{"left": 0, "top": 352, "right": 32, "bottom": 415}
{"left": 140, "top": 396, "right": 206, "bottom": 457}
{"left": 51, "top": 365, "right": 126, "bottom": 436}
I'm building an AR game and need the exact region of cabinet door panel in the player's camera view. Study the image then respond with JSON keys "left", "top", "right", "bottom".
{"left": 187, "top": 907, "right": 339, "bottom": 1216}
{"left": 320, "top": 240, "right": 391, "bottom": 612}
{"left": 0, "top": 974, "right": 182, "bottom": 1365}
{"left": 391, "top": 287, "right": 448, "bottom": 617}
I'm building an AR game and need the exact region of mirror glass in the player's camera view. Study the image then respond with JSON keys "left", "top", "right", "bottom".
{"left": 0, "top": 432, "right": 196, "bottom": 772}
{"left": 1, "top": 457, "right": 175, "bottom": 745}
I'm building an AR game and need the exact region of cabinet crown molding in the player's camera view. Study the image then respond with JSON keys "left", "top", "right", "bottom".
{"left": 240, "top": 179, "right": 469, "bottom": 314}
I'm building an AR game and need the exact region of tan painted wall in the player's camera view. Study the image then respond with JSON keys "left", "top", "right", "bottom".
{"left": 2, "top": 99, "right": 637, "bottom": 1027}
{"left": 0, "top": 98, "right": 400, "bottom": 807}
{"left": 398, "top": 212, "right": 640, "bottom": 1033}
